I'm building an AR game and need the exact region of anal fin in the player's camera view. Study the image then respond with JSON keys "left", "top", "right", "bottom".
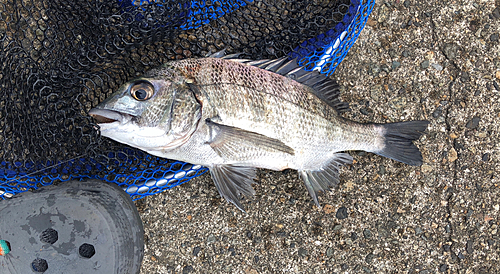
{"left": 299, "top": 153, "right": 353, "bottom": 208}
{"left": 209, "top": 165, "right": 257, "bottom": 212}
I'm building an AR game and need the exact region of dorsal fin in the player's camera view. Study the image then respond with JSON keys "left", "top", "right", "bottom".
{"left": 207, "top": 49, "right": 243, "bottom": 59}
{"left": 226, "top": 57, "right": 350, "bottom": 114}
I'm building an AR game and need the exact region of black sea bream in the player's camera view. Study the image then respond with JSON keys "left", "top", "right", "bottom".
{"left": 89, "top": 56, "right": 429, "bottom": 211}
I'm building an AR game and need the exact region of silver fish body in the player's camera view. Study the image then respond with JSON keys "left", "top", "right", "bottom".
{"left": 89, "top": 57, "right": 428, "bottom": 211}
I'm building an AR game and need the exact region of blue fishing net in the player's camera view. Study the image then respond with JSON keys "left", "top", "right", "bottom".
{"left": 0, "top": 150, "right": 206, "bottom": 200}
{"left": 0, "top": 0, "right": 374, "bottom": 200}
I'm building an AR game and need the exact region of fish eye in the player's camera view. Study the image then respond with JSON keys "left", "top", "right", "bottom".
{"left": 130, "top": 81, "right": 154, "bottom": 101}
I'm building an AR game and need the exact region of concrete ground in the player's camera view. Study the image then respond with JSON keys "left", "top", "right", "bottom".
{"left": 137, "top": 0, "right": 500, "bottom": 273}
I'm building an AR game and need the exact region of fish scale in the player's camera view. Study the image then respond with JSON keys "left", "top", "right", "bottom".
{"left": 171, "top": 59, "right": 358, "bottom": 157}
{"left": 202, "top": 83, "right": 334, "bottom": 158}
{"left": 188, "top": 82, "right": 366, "bottom": 165}
{"left": 89, "top": 56, "right": 429, "bottom": 211}
{"left": 171, "top": 58, "right": 339, "bottom": 121}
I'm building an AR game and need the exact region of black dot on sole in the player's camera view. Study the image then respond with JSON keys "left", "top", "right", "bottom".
{"left": 79, "top": 243, "right": 96, "bottom": 258}
{"left": 32, "top": 258, "right": 48, "bottom": 272}
{"left": 40, "top": 228, "right": 58, "bottom": 244}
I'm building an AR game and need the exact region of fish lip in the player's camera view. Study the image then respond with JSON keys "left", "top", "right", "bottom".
{"left": 88, "top": 109, "right": 127, "bottom": 124}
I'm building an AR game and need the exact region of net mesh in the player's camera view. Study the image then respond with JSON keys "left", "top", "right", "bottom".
{"left": 0, "top": 0, "right": 374, "bottom": 200}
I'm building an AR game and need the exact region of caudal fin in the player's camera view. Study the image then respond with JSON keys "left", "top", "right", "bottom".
{"left": 374, "top": 121, "right": 429, "bottom": 166}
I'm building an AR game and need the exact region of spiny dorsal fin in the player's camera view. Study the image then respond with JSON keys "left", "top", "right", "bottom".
{"left": 207, "top": 49, "right": 243, "bottom": 59}
{"left": 226, "top": 57, "right": 350, "bottom": 114}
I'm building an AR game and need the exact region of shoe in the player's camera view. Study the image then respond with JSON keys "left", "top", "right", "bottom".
{"left": 0, "top": 180, "right": 144, "bottom": 274}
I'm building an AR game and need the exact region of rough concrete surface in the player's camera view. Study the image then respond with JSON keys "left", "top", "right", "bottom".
{"left": 137, "top": 1, "right": 500, "bottom": 273}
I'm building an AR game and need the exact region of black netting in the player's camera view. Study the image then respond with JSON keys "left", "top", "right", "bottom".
{"left": 0, "top": 0, "right": 374, "bottom": 199}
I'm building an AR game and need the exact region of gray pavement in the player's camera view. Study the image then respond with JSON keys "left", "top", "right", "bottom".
{"left": 138, "top": 1, "right": 500, "bottom": 273}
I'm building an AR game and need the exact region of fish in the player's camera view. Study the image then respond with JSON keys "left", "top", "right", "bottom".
{"left": 88, "top": 54, "right": 429, "bottom": 211}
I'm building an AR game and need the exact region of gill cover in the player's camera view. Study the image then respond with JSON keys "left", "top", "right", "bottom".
{"left": 162, "top": 83, "right": 202, "bottom": 149}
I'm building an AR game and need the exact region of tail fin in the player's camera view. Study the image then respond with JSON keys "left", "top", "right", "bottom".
{"left": 374, "top": 121, "right": 429, "bottom": 166}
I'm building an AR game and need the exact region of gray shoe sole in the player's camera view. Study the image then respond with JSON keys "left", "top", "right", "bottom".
{"left": 0, "top": 180, "right": 144, "bottom": 274}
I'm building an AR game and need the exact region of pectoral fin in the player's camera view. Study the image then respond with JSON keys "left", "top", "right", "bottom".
{"left": 206, "top": 119, "right": 294, "bottom": 160}
{"left": 209, "top": 165, "right": 257, "bottom": 212}
{"left": 299, "top": 153, "right": 353, "bottom": 208}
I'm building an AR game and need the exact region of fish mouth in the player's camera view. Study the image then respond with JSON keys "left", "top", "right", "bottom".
{"left": 88, "top": 109, "right": 126, "bottom": 124}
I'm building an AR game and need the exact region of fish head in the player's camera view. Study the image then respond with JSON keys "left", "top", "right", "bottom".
{"left": 89, "top": 76, "right": 201, "bottom": 151}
